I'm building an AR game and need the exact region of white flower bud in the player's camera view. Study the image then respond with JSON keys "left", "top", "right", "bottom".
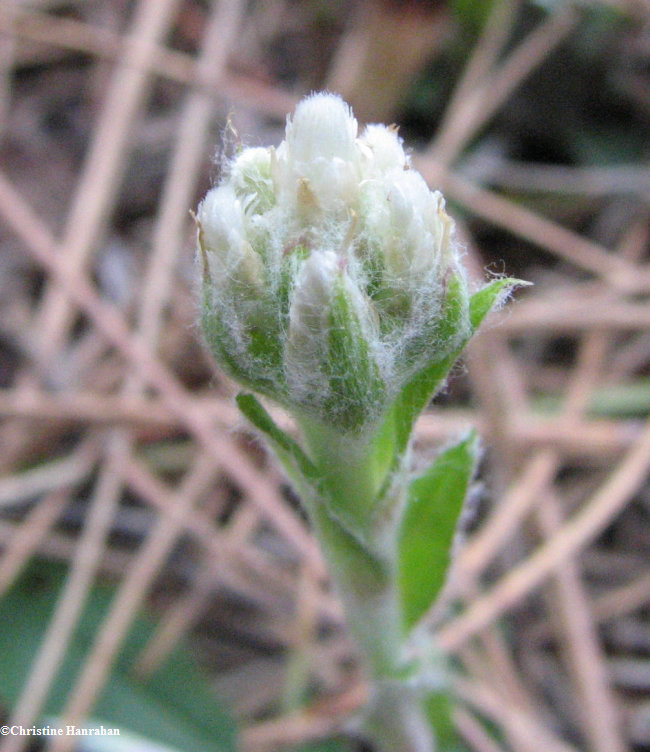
{"left": 286, "top": 250, "right": 340, "bottom": 404}
{"left": 274, "top": 94, "right": 361, "bottom": 216}
{"left": 197, "top": 185, "right": 263, "bottom": 293}
{"left": 285, "top": 250, "right": 383, "bottom": 429}
{"left": 285, "top": 93, "right": 358, "bottom": 164}
{"left": 198, "top": 92, "right": 469, "bottom": 430}
{"left": 198, "top": 184, "right": 243, "bottom": 260}
{"left": 359, "top": 124, "right": 410, "bottom": 176}
{"left": 229, "top": 146, "right": 275, "bottom": 215}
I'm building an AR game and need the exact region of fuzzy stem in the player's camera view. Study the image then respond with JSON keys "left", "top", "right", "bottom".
{"left": 365, "top": 683, "right": 436, "bottom": 752}
{"left": 302, "top": 439, "right": 439, "bottom": 751}
{"left": 309, "top": 496, "right": 403, "bottom": 678}
{"left": 297, "top": 415, "right": 393, "bottom": 535}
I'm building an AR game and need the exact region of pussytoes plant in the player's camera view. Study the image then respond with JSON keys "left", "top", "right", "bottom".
{"left": 197, "top": 92, "right": 524, "bottom": 751}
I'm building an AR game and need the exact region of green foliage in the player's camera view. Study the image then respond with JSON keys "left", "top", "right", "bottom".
{"left": 375, "top": 276, "right": 518, "bottom": 492}
{"left": 398, "top": 432, "right": 479, "bottom": 631}
{"left": 468, "top": 276, "right": 519, "bottom": 331}
{"left": 0, "top": 561, "right": 237, "bottom": 752}
{"left": 424, "top": 691, "right": 468, "bottom": 752}
{"left": 450, "top": 0, "right": 499, "bottom": 35}
{"left": 235, "top": 393, "right": 320, "bottom": 496}
{"left": 386, "top": 274, "right": 468, "bottom": 460}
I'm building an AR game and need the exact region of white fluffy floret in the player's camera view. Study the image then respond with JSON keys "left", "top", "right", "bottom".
{"left": 285, "top": 94, "right": 358, "bottom": 164}
{"left": 273, "top": 96, "right": 360, "bottom": 217}
{"left": 359, "top": 123, "right": 410, "bottom": 175}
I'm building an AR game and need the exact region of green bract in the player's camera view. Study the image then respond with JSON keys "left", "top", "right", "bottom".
{"left": 198, "top": 93, "right": 469, "bottom": 435}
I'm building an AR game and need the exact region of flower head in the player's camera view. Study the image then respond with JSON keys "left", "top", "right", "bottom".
{"left": 198, "top": 93, "right": 469, "bottom": 433}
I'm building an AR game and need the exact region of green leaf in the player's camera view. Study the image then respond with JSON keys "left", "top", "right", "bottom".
{"left": 424, "top": 691, "right": 468, "bottom": 752}
{"left": 389, "top": 276, "right": 522, "bottom": 469}
{"left": 369, "top": 275, "right": 522, "bottom": 510}
{"left": 398, "top": 431, "right": 479, "bottom": 631}
{"left": 468, "top": 276, "right": 524, "bottom": 331}
{"left": 0, "top": 560, "right": 236, "bottom": 752}
{"left": 201, "top": 293, "right": 251, "bottom": 388}
{"left": 374, "top": 274, "right": 469, "bottom": 484}
{"left": 312, "top": 502, "right": 389, "bottom": 598}
{"left": 236, "top": 392, "right": 320, "bottom": 498}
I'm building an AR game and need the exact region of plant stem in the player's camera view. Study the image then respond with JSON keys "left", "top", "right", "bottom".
{"left": 365, "top": 682, "right": 436, "bottom": 752}
{"left": 309, "top": 499, "right": 403, "bottom": 678}
{"left": 297, "top": 415, "right": 389, "bottom": 532}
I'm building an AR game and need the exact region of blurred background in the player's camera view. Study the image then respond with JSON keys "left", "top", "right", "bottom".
{"left": 0, "top": 1, "right": 649, "bottom": 751}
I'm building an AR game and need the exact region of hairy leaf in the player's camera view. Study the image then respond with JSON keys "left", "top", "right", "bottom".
{"left": 398, "top": 431, "right": 479, "bottom": 631}
{"left": 236, "top": 392, "right": 320, "bottom": 498}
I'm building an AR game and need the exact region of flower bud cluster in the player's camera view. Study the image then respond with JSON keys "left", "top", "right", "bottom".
{"left": 198, "top": 93, "right": 469, "bottom": 433}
